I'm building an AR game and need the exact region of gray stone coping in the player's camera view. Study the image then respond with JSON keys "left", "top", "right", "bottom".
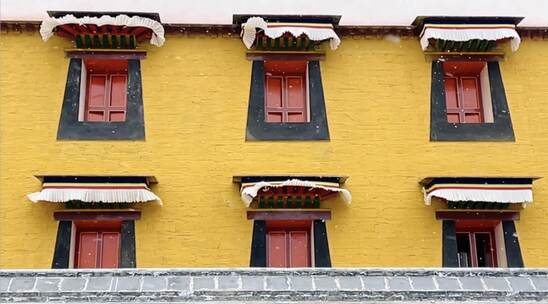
{"left": 1, "top": 268, "right": 548, "bottom": 303}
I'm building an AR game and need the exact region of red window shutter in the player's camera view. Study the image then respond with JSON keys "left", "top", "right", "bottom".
{"left": 86, "top": 75, "right": 108, "bottom": 121}
{"left": 461, "top": 77, "right": 482, "bottom": 123}
{"left": 286, "top": 76, "right": 306, "bottom": 123}
{"left": 461, "top": 78, "right": 480, "bottom": 109}
{"left": 267, "top": 231, "right": 287, "bottom": 267}
{"left": 109, "top": 76, "right": 127, "bottom": 107}
{"left": 444, "top": 77, "right": 459, "bottom": 109}
{"left": 108, "top": 75, "right": 127, "bottom": 122}
{"left": 77, "top": 232, "right": 100, "bottom": 268}
{"left": 443, "top": 77, "right": 461, "bottom": 123}
{"left": 286, "top": 76, "right": 306, "bottom": 108}
{"left": 289, "top": 231, "right": 310, "bottom": 267}
{"left": 266, "top": 76, "right": 283, "bottom": 123}
{"left": 100, "top": 232, "right": 120, "bottom": 268}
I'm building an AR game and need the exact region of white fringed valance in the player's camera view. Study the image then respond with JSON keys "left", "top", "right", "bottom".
{"left": 240, "top": 179, "right": 351, "bottom": 207}
{"left": 28, "top": 182, "right": 161, "bottom": 204}
{"left": 40, "top": 14, "right": 165, "bottom": 47}
{"left": 423, "top": 184, "right": 533, "bottom": 205}
{"left": 241, "top": 17, "right": 341, "bottom": 50}
{"left": 420, "top": 24, "right": 521, "bottom": 52}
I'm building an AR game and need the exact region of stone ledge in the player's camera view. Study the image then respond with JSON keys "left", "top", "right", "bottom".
{"left": 0, "top": 268, "right": 547, "bottom": 303}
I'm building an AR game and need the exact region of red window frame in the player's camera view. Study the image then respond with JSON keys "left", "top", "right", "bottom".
{"left": 84, "top": 59, "right": 128, "bottom": 122}
{"left": 455, "top": 220, "right": 498, "bottom": 268}
{"left": 264, "top": 60, "right": 309, "bottom": 123}
{"left": 443, "top": 61, "right": 486, "bottom": 124}
{"left": 266, "top": 220, "right": 312, "bottom": 268}
{"left": 73, "top": 220, "right": 121, "bottom": 269}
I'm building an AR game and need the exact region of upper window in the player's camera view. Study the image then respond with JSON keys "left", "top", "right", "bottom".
{"left": 429, "top": 60, "right": 515, "bottom": 141}
{"left": 264, "top": 61, "right": 309, "bottom": 123}
{"left": 56, "top": 57, "right": 146, "bottom": 140}
{"left": 240, "top": 16, "right": 339, "bottom": 141}
{"left": 417, "top": 17, "right": 521, "bottom": 141}
{"left": 245, "top": 60, "right": 330, "bottom": 141}
{"left": 83, "top": 59, "right": 128, "bottom": 122}
{"left": 41, "top": 11, "right": 164, "bottom": 141}
{"left": 443, "top": 61, "right": 493, "bottom": 124}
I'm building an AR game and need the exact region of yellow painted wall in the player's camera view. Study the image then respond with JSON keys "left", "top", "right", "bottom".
{"left": 1, "top": 31, "right": 548, "bottom": 268}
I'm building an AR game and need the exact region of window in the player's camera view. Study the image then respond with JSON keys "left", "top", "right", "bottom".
{"left": 245, "top": 59, "right": 330, "bottom": 141}
{"left": 74, "top": 221, "right": 121, "bottom": 268}
{"left": 249, "top": 217, "right": 331, "bottom": 267}
{"left": 429, "top": 60, "right": 514, "bottom": 141}
{"left": 440, "top": 213, "right": 525, "bottom": 268}
{"left": 267, "top": 221, "right": 311, "bottom": 267}
{"left": 83, "top": 59, "right": 128, "bottom": 122}
{"left": 264, "top": 61, "right": 308, "bottom": 123}
{"left": 443, "top": 61, "right": 493, "bottom": 124}
{"left": 52, "top": 211, "right": 139, "bottom": 269}
{"left": 57, "top": 57, "right": 146, "bottom": 140}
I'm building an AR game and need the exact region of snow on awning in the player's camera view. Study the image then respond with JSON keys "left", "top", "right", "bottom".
{"left": 241, "top": 17, "right": 341, "bottom": 50}
{"left": 421, "top": 177, "right": 537, "bottom": 206}
{"left": 27, "top": 176, "right": 161, "bottom": 204}
{"left": 40, "top": 14, "right": 165, "bottom": 47}
{"left": 240, "top": 178, "right": 351, "bottom": 207}
{"left": 420, "top": 23, "right": 521, "bottom": 52}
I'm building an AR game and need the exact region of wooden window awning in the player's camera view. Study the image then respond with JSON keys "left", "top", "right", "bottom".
{"left": 420, "top": 23, "right": 521, "bottom": 52}
{"left": 40, "top": 14, "right": 165, "bottom": 47}
{"left": 420, "top": 177, "right": 540, "bottom": 206}
{"left": 27, "top": 176, "right": 161, "bottom": 204}
{"left": 241, "top": 17, "right": 341, "bottom": 50}
{"left": 237, "top": 176, "right": 351, "bottom": 207}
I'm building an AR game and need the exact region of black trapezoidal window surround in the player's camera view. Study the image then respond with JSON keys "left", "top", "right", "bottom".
{"left": 442, "top": 219, "right": 524, "bottom": 267}
{"left": 52, "top": 214, "right": 139, "bottom": 269}
{"left": 249, "top": 219, "right": 332, "bottom": 267}
{"left": 245, "top": 60, "right": 330, "bottom": 141}
{"left": 57, "top": 58, "right": 145, "bottom": 140}
{"left": 430, "top": 60, "right": 515, "bottom": 141}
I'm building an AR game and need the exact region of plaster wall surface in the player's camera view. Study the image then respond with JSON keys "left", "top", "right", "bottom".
{"left": 1, "top": 32, "right": 548, "bottom": 268}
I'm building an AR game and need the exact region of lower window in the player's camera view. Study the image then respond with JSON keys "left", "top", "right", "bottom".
{"left": 441, "top": 216, "right": 524, "bottom": 268}
{"left": 249, "top": 218, "right": 331, "bottom": 267}
{"left": 52, "top": 211, "right": 139, "bottom": 269}
{"left": 267, "top": 221, "right": 311, "bottom": 267}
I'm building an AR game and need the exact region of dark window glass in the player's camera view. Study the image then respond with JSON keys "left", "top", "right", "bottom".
{"left": 457, "top": 233, "right": 471, "bottom": 267}
{"left": 475, "top": 232, "right": 494, "bottom": 267}
{"left": 456, "top": 231, "right": 496, "bottom": 267}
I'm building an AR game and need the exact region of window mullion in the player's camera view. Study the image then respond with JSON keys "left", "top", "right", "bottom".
{"left": 285, "top": 230, "right": 290, "bottom": 268}
{"left": 470, "top": 233, "right": 478, "bottom": 267}
{"left": 105, "top": 75, "right": 112, "bottom": 122}
{"left": 282, "top": 76, "right": 288, "bottom": 123}
{"left": 96, "top": 232, "right": 103, "bottom": 268}
{"left": 457, "top": 77, "right": 466, "bottom": 123}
